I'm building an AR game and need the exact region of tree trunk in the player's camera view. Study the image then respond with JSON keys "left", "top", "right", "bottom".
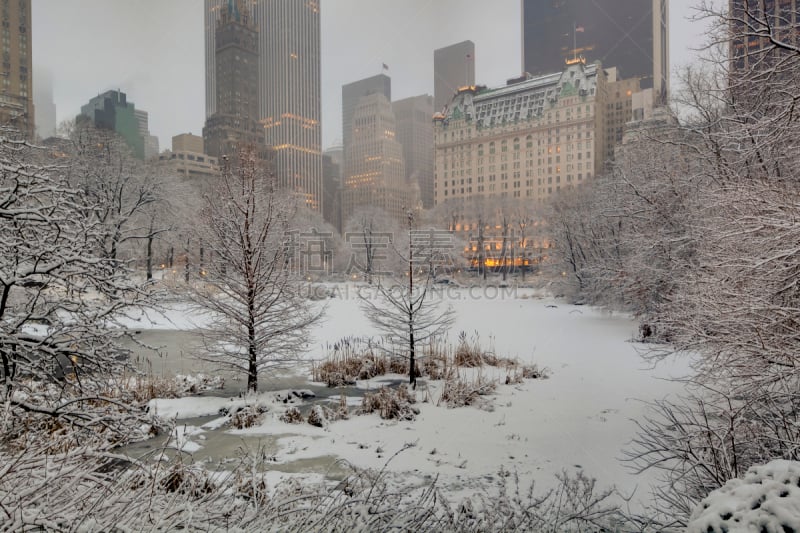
{"left": 146, "top": 235, "right": 153, "bottom": 281}
{"left": 247, "top": 323, "right": 258, "bottom": 393}
{"left": 146, "top": 215, "right": 155, "bottom": 281}
{"left": 247, "top": 282, "right": 258, "bottom": 392}
{"left": 407, "top": 212, "right": 416, "bottom": 389}
{"left": 478, "top": 222, "right": 486, "bottom": 281}
{"left": 184, "top": 237, "right": 190, "bottom": 283}
{"left": 409, "top": 328, "right": 416, "bottom": 388}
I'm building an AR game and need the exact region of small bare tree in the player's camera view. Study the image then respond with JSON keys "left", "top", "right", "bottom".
{"left": 343, "top": 206, "right": 400, "bottom": 283}
{"left": 360, "top": 211, "right": 455, "bottom": 388}
{"left": 189, "top": 147, "right": 321, "bottom": 393}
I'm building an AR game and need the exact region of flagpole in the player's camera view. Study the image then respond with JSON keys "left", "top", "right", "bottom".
{"left": 573, "top": 21, "right": 577, "bottom": 62}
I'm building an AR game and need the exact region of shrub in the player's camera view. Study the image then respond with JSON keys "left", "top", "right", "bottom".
{"left": 358, "top": 386, "right": 419, "bottom": 420}
{"left": 231, "top": 404, "right": 267, "bottom": 429}
{"left": 312, "top": 337, "right": 403, "bottom": 386}
{"left": 280, "top": 407, "right": 303, "bottom": 424}
{"left": 306, "top": 406, "right": 326, "bottom": 427}
{"left": 438, "top": 372, "right": 497, "bottom": 408}
{"left": 506, "top": 364, "right": 551, "bottom": 384}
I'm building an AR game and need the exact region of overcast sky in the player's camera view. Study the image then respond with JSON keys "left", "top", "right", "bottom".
{"left": 32, "top": 0, "right": 709, "bottom": 151}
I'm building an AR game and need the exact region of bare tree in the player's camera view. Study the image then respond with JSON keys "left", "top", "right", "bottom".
{"left": 514, "top": 204, "right": 539, "bottom": 281}
{"left": 289, "top": 206, "right": 342, "bottom": 278}
{"left": 359, "top": 211, "right": 455, "bottom": 388}
{"left": 343, "top": 206, "right": 400, "bottom": 282}
{"left": 60, "top": 120, "right": 163, "bottom": 269}
{"left": 0, "top": 129, "right": 151, "bottom": 442}
{"left": 189, "top": 147, "right": 322, "bottom": 393}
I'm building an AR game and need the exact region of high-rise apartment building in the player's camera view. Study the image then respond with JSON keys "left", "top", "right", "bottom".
{"left": 133, "top": 109, "right": 159, "bottom": 160}
{"left": 322, "top": 149, "right": 341, "bottom": 231}
{"left": 434, "top": 40, "right": 475, "bottom": 112}
{"left": 79, "top": 90, "right": 145, "bottom": 159}
{"left": 433, "top": 62, "right": 609, "bottom": 207}
{"left": 322, "top": 144, "right": 343, "bottom": 228}
{"left": 393, "top": 94, "right": 434, "bottom": 208}
{"left": 33, "top": 68, "right": 56, "bottom": 140}
{"left": 603, "top": 67, "right": 641, "bottom": 162}
{"left": 729, "top": 0, "right": 799, "bottom": 71}
{"left": 341, "top": 74, "right": 391, "bottom": 168}
{"left": 521, "top": 0, "right": 668, "bottom": 103}
{"left": 203, "top": 0, "right": 262, "bottom": 159}
{"left": 0, "top": 0, "right": 33, "bottom": 138}
{"left": 342, "top": 93, "right": 421, "bottom": 225}
{"left": 257, "top": 0, "right": 322, "bottom": 210}
{"left": 204, "top": 0, "right": 322, "bottom": 210}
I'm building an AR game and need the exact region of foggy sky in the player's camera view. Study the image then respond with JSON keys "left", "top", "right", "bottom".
{"left": 32, "top": 1, "right": 708, "bottom": 151}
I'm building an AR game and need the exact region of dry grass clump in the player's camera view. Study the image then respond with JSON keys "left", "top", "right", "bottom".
{"left": 306, "top": 405, "right": 325, "bottom": 427}
{"left": 128, "top": 375, "right": 184, "bottom": 402}
{"left": 453, "top": 331, "right": 487, "bottom": 367}
{"left": 438, "top": 371, "right": 497, "bottom": 409}
{"left": 451, "top": 331, "right": 516, "bottom": 368}
{"left": 312, "top": 337, "right": 408, "bottom": 387}
{"left": 231, "top": 404, "right": 267, "bottom": 429}
{"left": 358, "top": 386, "right": 419, "bottom": 421}
{"left": 280, "top": 406, "right": 304, "bottom": 424}
{"left": 421, "top": 354, "right": 450, "bottom": 380}
{"left": 332, "top": 393, "right": 350, "bottom": 421}
{"left": 505, "top": 364, "right": 551, "bottom": 385}
{"left": 521, "top": 364, "right": 549, "bottom": 379}
{"left": 117, "top": 373, "right": 224, "bottom": 403}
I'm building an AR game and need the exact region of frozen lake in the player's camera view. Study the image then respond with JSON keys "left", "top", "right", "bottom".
{"left": 125, "top": 284, "right": 692, "bottom": 504}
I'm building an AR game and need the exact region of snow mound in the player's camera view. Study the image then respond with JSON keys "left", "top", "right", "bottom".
{"left": 687, "top": 460, "right": 800, "bottom": 533}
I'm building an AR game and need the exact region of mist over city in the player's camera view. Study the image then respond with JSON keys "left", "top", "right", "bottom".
{"left": 2, "top": 1, "right": 799, "bottom": 530}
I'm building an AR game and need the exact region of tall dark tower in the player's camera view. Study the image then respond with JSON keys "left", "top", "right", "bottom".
{"left": 521, "top": 0, "right": 669, "bottom": 103}
{"left": 205, "top": 0, "right": 322, "bottom": 210}
{"left": 729, "top": 0, "right": 799, "bottom": 72}
{"left": 203, "top": 0, "right": 262, "bottom": 158}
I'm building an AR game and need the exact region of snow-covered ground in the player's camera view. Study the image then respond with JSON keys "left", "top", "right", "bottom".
{"left": 142, "top": 284, "right": 691, "bottom": 502}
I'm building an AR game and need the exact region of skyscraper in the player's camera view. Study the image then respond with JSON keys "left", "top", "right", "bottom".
{"left": 521, "top": 0, "right": 669, "bottom": 102}
{"left": 203, "top": 0, "right": 262, "bottom": 159}
{"left": 341, "top": 74, "right": 391, "bottom": 171}
{"left": 341, "top": 93, "right": 420, "bottom": 225}
{"left": 204, "top": 0, "right": 322, "bottom": 210}
{"left": 134, "top": 109, "right": 159, "bottom": 160}
{"left": 79, "top": 90, "right": 145, "bottom": 159}
{"left": 434, "top": 41, "right": 475, "bottom": 112}
{"left": 729, "top": 0, "right": 799, "bottom": 71}
{"left": 0, "top": 0, "right": 33, "bottom": 138}
{"left": 393, "top": 95, "right": 434, "bottom": 208}
{"left": 257, "top": 0, "right": 322, "bottom": 211}
{"left": 204, "top": 0, "right": 223, "bottom": 119}
{"left": 33, "top": 68, "right": 56, "bottom": 140}
{"left": 322, "top": 148, "right": 341, "bottom": 231}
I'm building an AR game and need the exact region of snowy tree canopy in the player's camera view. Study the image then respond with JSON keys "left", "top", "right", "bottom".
{"left": 687, "top": 460, "right": 800, "bottom": 533}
